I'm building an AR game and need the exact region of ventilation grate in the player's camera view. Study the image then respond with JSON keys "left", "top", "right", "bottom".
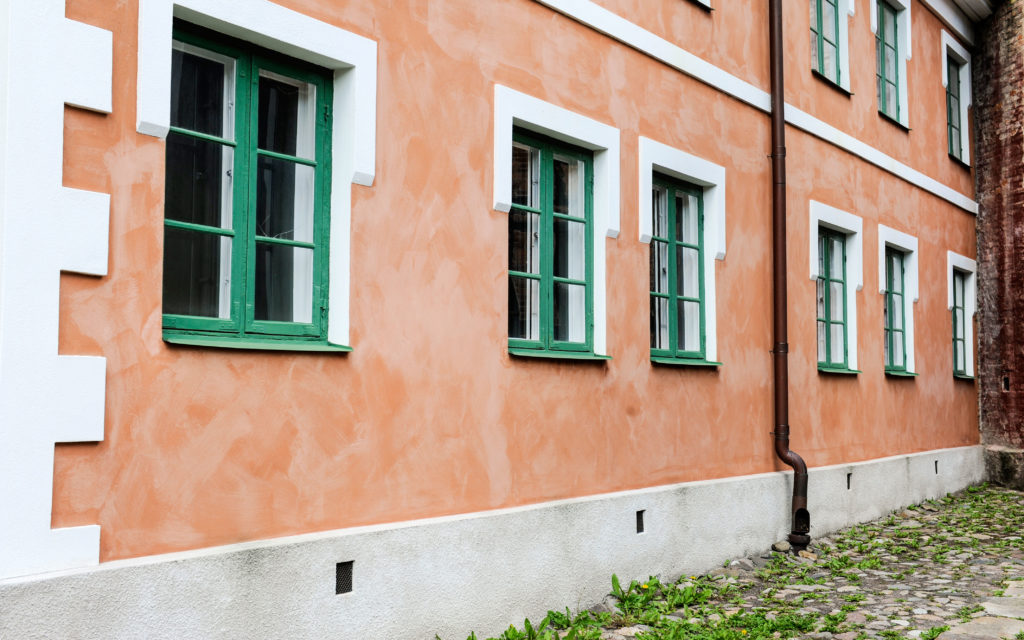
{"left": 336, "top": 561, "right": 354, "bottom": 595}
{"left": 636, "top": 510, "right": 645, "bottom": 534}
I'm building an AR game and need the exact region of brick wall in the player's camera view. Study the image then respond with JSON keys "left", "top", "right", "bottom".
{"left": 976, "top": 0, "right": 1024, "bottom": 451}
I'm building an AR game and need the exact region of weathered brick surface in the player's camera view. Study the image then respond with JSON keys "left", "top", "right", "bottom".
{"left": 975, "top": 0, "right": 1024, "bottom": 452}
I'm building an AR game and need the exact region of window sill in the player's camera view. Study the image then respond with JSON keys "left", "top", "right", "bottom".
{"left": 818, "top": 366, "right": 861, "bottom": 375}
{"left": 878, "top": 110, "right": 910, "bottom": 132}
{"left": 651, "top": 357, "right": 721, "bottom": 368}
{"left": 164, "top": 334, "right": 352, "bottom": 353}
{"left": 948, "top": 152, "right": 971, "bottom": 170}
{"left": 953, "top": 373, "right": 975, "bottom": 381}
{"left": 508, "top": 348, "right": 611, "bottom": 362}
{"left": 811, "top": 69, "right": 852, "bottom": 97}
{"left": 885, "top": 369, "right": 918, "bottom": 377}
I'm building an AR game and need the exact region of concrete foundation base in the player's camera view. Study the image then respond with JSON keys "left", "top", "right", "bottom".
{"left": 984, "top": 446, "right": 1024, "bottom": 490}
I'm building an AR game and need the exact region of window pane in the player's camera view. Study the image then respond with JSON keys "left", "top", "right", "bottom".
{"left": 509, "top": 276, "right": 540, "bottom": 340}
{"left": 811, "top": 0, "right": 819, "bottom": 32}
{"left": 949, "top": 98, "right": 960, "bottom": 128}
{"left": 884, "top": 46, "right": 897, "bottom": 80}
{"left": 955, "top": 340, "right": 964, "bottom": 371}
{"left": 554, "top": 218, "right": 586, "bottom": 280}
{"left": 253, "top": 243, "right": 314, "bottom": 323}
{"left": 811, "top": 29, "right": 820, "bottom": 70}
{"left": 885, "top": 83, "right": 898, "bottom": 115}
{"left": 823, "top": 43, "right": 837, "bottom": 79}
{"left": 677, "top": 246, "right": 700, "bottom": 297}
{"left": 884, "top": 7, "right": 896, "bottom": 43}
{"left": 679, "top": 300, "right": 700, "bottom": 352}
{"left": 512, "top": 144, "right": 539, "bottom": 208}
{"left": 817, "top": 278, "right": 826, "bottom": 318}
{"left": 553, "top": 282, "right": 585, "bottom": 343}
{"left": 893, "top": 333, "right": 904, "bottom": 367}
{"left": 893, "top": 294, "right": 903, "bottom": 329}
{"left": 830, "top": 323, "right": 845, "bottom": 365}
{"left": 677, "top": 194, "right": 699, "bottom": 244}
{"left": 818, "top": 234, "right": 825, "bottom": 275}
{"left": 165, "top": 134, "right": 233, "bottom": 229}
{"left": 258, "top": 71, "right": 316, "bottom": 159}
{"left": 652, "top": 187, "right": 668, "bottom": 237}
{"left": 552, "top": 156, "right": 584, "bottom": 217}
{"left": 955, "top": 308, "right": 964, "bottom": 339}
{"left": 830, "top": 236, "right": 843, "bottom": 275}
{"left": 163, "top": 226, "right": 232, "bottom": 318}
{"left": 830, "top": 281, "right": 844, "bottom": 320}
{"left": 817, "top": 321, "right": 827, "bottom": 362}
{"left": 650, "top": 296, "right": 669, "bottom": 349}
{"left": 509, "top": 210, "right": 540, "bottom": 275}
{"left": 823, "top": 0, "right": 836, "bottom": 40}
{"left": 884, "top": 327, "right": 890, "bottom": 364}
{"left": 650, "top": 240, "right": 669, "bottom": 294}
{"left": 170, "top": 47, "right": 231, "bottom": 138}
{"left": 883, "top": 292, "right": 890, "bottom": 330}
{"left": 891, "top": 254, "right": 903, "bottom": 293}
{"left": 255, "top": 156, "right": 315, "bottom": 243}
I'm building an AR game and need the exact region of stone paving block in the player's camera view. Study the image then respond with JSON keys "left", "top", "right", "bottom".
{"left": 938, "top": 616, "right": 1024, "bottom": 639}
{"left": 1005, "top": 582, "right": 1024, "bottom": 597}
{"left": 981, "top": 597, "right": 1024, "bottom": 618}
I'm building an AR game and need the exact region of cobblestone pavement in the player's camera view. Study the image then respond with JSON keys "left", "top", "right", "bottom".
{"left": 464, "top": 485, "right": 1024, "bottom": 640}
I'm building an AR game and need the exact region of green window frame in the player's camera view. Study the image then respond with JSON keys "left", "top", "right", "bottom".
{"left": 883, "top": 247, "right": 907, "bottom": 372}
{"left": 876, "top": 0, "right": 900, "bottom": 121}
{"left": 649, "top": 176, "right": 706, "bottom": 362}
{"left": 952, "top": 269, "right": 967, "bottom": 376}
{"left": 507, "top": 129, "right": 595, "bottom": 355}
{"left": 817, "top": 228, "right": 848, "bottom": 370}
{"left": 946, "top": 55, "right": 963, "bottom": 159}
{"left": 162, "top": 23, "right": 334, "bottom": 348}
{"left": 811, "top": 0, "right": 842, "bottom": 84}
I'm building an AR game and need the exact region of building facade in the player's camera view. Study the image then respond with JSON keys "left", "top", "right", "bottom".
{"left": 0, "top": 0, "right": 990, "bottom": 637}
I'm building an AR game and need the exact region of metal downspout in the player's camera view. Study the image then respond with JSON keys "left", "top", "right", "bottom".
{"left": 769, "top": 0, "right": 811, "bottom": 551}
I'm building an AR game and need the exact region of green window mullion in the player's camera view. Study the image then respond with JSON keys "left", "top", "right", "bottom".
{"left": 256, "top": 147, "right": 318, "bottom": 168}
{"left": 538, "top": 146, "right": 554, "bottom": 348}
{"left": 168, "top": 126, "right": 237, "bottom": 148}
{"left": 164, "top": 219, "right": 236, "bottom": 237}
{"left": 254, "top": 236, "right": 316, "bottom": 250}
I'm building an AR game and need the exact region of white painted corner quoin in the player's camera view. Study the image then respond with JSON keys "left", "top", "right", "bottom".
{"left": 638, "top": 137, "right": 726, "bottom": 362}
{"left": 0, "top": 0, "right": 112, "bottom": 579}
{"left": 493, "top": 84, "right": 620, "bottom": 356}
{"left": 136, "top": 0, "right": 378, "bottom": 347}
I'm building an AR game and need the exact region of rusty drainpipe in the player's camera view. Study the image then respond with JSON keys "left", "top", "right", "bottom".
{"left": 769, "top": 0, "right": 811, "bottom": 552}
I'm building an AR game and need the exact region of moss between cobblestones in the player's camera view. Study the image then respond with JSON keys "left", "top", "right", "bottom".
{"left": 447, "top": 484, "right": 1024, "bottom": 640}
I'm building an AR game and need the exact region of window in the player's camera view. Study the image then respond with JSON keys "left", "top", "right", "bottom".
{"left": 817, "top": 228, "right": 848, "bottom": 370}
{"left": 809, "top": 201, "right": 862, "bottom": 373}
{"left": 811, "top": 0, "right": 841, "bottom": 84}
{"left": 876, "top": 0, "right": 900, "bottom": 121}
{"left": 946, "top": 251, "right": 976, "bottom": 378}
{"left": 942, "top": 31, "right": 972, "bottom": 164}
{"left": 650, "top": 176, "right": 705, "bottom": 362}
{"left": 946, "top": 56, "right": 963, "bottom": 159}
{"left": 883, "top": 248, "right": 907, "bottom": 372}
{"left": 952, "top": 269, "right": 967, "bottom": 376}
{"left": 878, "top": 225, "right": 918, "bottom": 375}
{"left": 508, "top": 129, "right": 594, "bottom": 354}
{"left": 162, "top": 24, "right": 334, "bottom": 347}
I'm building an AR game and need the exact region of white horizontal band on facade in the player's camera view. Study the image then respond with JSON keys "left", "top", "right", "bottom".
{"left": 0, "top": 446, "right": 984, "bottom": 640}
{"left": 533, "top": 0, "right": 979, "bottom": 215}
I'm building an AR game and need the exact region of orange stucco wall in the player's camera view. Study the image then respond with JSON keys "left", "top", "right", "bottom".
{"left": 53, "top": 0, "right": 977, "bottom": 562}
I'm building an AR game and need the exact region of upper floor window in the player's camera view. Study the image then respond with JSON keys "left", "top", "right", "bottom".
{"left": 947, "top": 251, "right": 976, "bottom": 379}
{"left": 162, "top": 24, "right": 333, "bottom": 347}
{"left": 942, "top": 31, "right": 972, "bottom": 164}
{"left": 811, "top": 0, "right": 842, "bottom": 85}
{"left": 650, "top": 176, "right": 705, "bottom": 362}
{"left": 876, "top": 0, "right": 900, "bottom": 121}
{"left": 508, "top": 129, "right": 594, "bottom": 354}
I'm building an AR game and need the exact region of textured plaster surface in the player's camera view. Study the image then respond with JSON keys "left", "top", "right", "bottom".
{"left": 45, "top": 0, "right": 981, "bottom": 564}
{"left": 0, "top": 446, "right": 984, "bottom": 640}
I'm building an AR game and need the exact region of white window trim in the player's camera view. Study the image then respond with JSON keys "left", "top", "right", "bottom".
{"left": 877, "top": 225, "right": 919, "bottom": 373}
{"left": 947, "top": 251, "right": 977, "bottom": 377}
{"left": 136, "top": 0, "right": 378, "bottom": 347}
{"left": 493, "top": 84, "right": 620, "bottom": 356}
{"left": 871, "top": 0, "right": 912, "bottom": 128}
{"left": 638, "top": 137, "right": 725, "bottom": 362}
{"left": 941, "top": 30, "right": 972, "bottom": 165}
{"left": 809, "top": 201, "right": 864, "bottom": 370}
